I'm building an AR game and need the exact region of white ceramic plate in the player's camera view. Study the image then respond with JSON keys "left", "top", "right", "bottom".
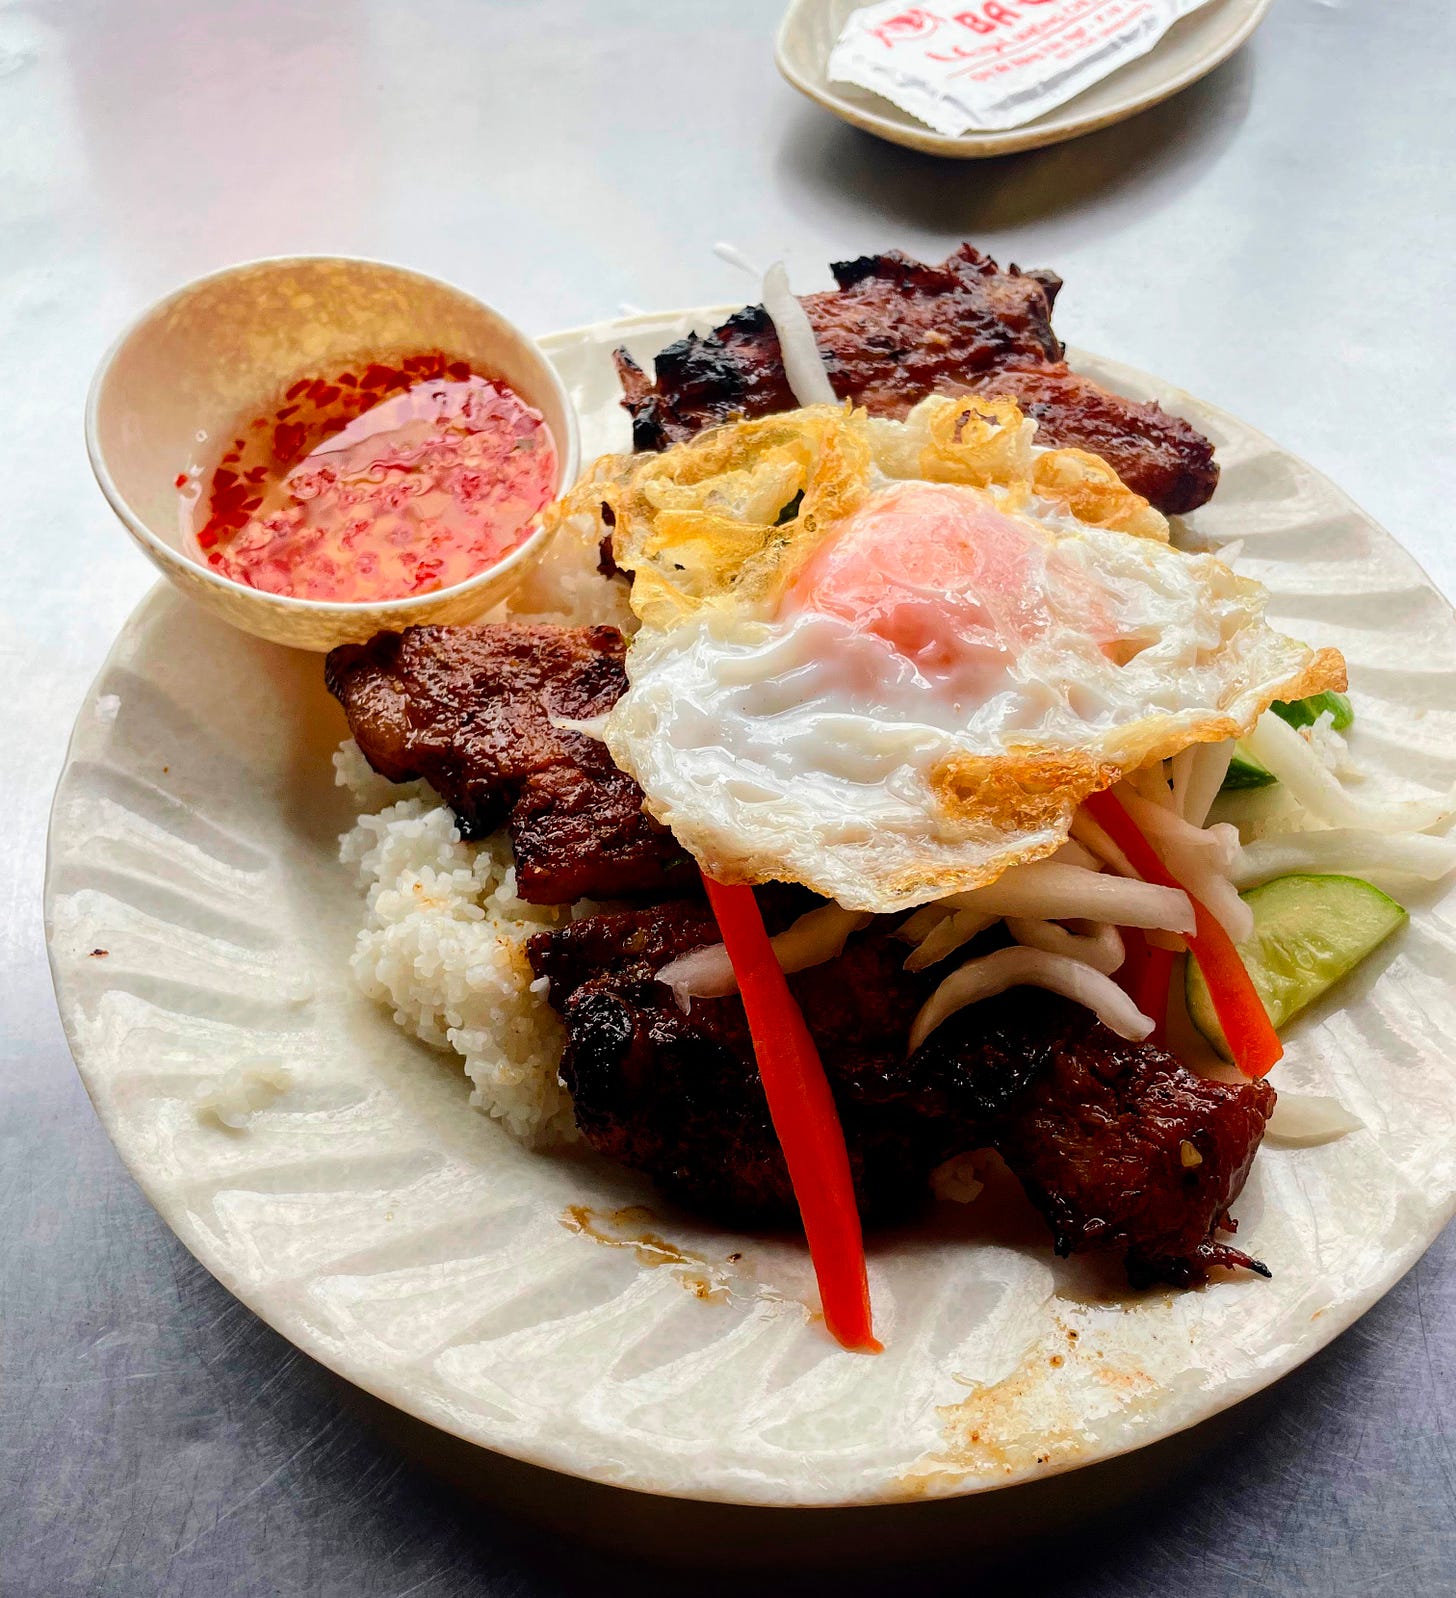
{"left": 47, "top": 309, "right": 1456, "bottom": 1508}
{"left": 775, "top": 0, "right": 1273, "bottom": 159}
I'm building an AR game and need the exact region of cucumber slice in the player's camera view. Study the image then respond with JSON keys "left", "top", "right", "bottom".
{"left": 1221, "top": 744, "right": 1277, "bottom": 791}
{"left": 1186, "top": 873, "right": 1406, "bottom": 1060}
{"left": 1270, "top": 690, "right": 1354, "bottom": 731}
{"left": 1218, "top": 693, "right": 1353, "bottom": 793}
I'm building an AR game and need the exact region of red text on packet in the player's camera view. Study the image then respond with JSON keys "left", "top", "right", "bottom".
{"left": 870, "top": 8, "right": 943, "bottom": 47}
{"left": 952, "top": 3, "right": 1024, "bottom": 32}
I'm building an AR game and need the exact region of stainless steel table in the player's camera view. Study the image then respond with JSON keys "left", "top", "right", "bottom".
{"left": 5, "top": 2, "right": 1453, "bottom": 1592}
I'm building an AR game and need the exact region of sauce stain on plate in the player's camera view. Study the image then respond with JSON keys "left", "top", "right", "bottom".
{"left": 560, "top": 1204, "right": 819, "bottom": 1317}
{"left": 560, "top": 1204, "right": 737, "bottom": 1304}
{"left": 897, "top": 1312, "right": 1161, "bottom": 1494}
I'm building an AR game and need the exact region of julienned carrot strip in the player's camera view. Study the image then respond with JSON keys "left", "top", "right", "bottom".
{"left": 1116, "top": 926, "right": 1150, "bottom": 999}
{"left": 1083, "top": 790, "right": 1281, "bottom": 1077}
{"left": 702, "top": 879, "right": 880, "bottom": 1353}
{"left": 1114, "top": 926, "right": 1172, "bottom": 1045}
{"left": 1135, "top": 946, "right": 1176, "bottom": 1048}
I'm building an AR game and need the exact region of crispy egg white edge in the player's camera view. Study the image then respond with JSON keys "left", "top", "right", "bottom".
{"left": 603, "top": 477, "right": 1327, "bottom": 912}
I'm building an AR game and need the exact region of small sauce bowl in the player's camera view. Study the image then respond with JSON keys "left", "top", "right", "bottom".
{"left": 86, "top": 256, "right": 580, "bottom": 651}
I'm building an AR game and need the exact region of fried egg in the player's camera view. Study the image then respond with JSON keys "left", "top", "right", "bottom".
{"left": 558, "top": 397, "right": 1344, "bottom": 913}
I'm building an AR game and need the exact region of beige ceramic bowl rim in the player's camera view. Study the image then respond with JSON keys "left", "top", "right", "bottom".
{"left": 773, "top": 0, "right": 1274, "bottom": 158}
{"left": 83, "top": 253, "right": 582, "bottom": 622}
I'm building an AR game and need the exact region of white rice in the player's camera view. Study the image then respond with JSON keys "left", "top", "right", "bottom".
{"left": 337, "top": 522, "right": 624, "bottom": 1147}
{"left": 195, "top": 1060, "right": 294, "bottom": 1130}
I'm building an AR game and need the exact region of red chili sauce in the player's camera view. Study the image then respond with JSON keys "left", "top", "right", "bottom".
{"left": 186, "top": 352, "right": 557, "bottom": 602}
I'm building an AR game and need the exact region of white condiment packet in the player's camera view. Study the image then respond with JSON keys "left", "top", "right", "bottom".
{"left": 827, "top": 0, "right": 1218, "bottom": 136}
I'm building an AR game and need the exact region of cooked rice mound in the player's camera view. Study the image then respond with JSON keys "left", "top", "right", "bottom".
{"left": 332, "top": 526, "right": 624, "bottom": 1147}
{"left": 338, "top": 777, "right": 577, "bottom": 1146}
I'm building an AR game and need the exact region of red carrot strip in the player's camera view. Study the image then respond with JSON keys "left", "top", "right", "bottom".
{"left": 702, "top": 879, "right": 879, "bottom": 1352}
{"left": 1083, "top": 790, "right": 1281, "bottom": 1076}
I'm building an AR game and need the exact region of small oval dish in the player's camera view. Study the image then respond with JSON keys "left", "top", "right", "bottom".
{"left": 775, "top": 0, "right": 1273, "bottom": 160}
{"left": 86, "top": 256, "right": 580, "bottom": 652}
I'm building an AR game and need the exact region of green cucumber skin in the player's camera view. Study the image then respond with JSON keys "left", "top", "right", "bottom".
{"left": 1218, "top": 693, "right": 1354, "bottom": 795}
{"left": 1221, "top": 749, "right": 1277, "bottom": 790}
{"left": 1185, "top": 873, "right": 1406, "bottom": 1061}
{"left": 1270, "top": 690, "right": 1354, "bottom": 732}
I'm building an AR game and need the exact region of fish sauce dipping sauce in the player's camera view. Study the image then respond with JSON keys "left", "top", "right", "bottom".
{"left": 86, "top": 256, "right": 579, "bottom": 651}
{"left": 184, "top": 352, "right": 557, "bottom": 602}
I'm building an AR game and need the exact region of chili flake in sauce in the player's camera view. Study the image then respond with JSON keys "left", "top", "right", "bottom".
{"left": 187, "top": 352, "right": 557, "bottom": 602}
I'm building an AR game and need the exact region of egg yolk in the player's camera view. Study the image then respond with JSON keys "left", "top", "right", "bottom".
{"left": 786, "top": 480, "right": 1057, "bottom": 706}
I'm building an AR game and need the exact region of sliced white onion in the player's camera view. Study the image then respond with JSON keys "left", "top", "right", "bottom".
{"left": 1176, "top": 851, "right": 1255, "bottom": 942}
{"left": 1182, "top": 739, "right": 1236, "bottom": 829}
{"left": 1209, "top": 780, "right": 1302, "bottom": 836}
{"left": 1118, "top": 789, "right": 1241, "bottom": 873}
{"left": 782, "top": 905, "right": 874, "bottom": 962}
{"left": 945, "top": 861, "right": 1194, "bottom": 935}
{"left": 1265, "top": 1093, "right": 1364, "bottom": 1147}
{"left": 894, "top": 843, "right": 1093, "bottom": 956}
{"left": 549, "top": 713, "right": 610, "bottom": 741}
{"left": 655, "top": 945, "right": 734, "bottom": 1008}
{"left": 713, "top": 240, "right": 761, "bottom": 277}
{"left": 1127, "top": 762, "right": 1174, "bottom": 806}
{"left": 1243, "top": 712, "right": 1456, "bottom": 834}
{"left": 1233, "top": 827, "right": 1456, "bottom": 890}
{"left": 910, "top": 947, "right": 1154, "bottom": 1052}
{"left": 894, "top": 902, "right": 953, "bottom": 945}
{"left": 1069, "top": 811, "right": 1139, "bottom": 879}
{"left": 761, "top": 262, "right": 837, "bottom": 406}
{"left": 1168, "top": 746, "right": 1197, "bottom": 819}
{"left": 1114, "top": 788, "right": 1252, "bottom": 941}
{"left": 1050, "top": 836, "right": 1103, "bottom": 871}
{"left": 656, "top": 904, "right": 869, "bottom": 1006}
{"left": 1006, "top": 917, "right": 1125, "bottom": 975}
{"left": 903, "top": 908, "right": 998, "bottom": 973}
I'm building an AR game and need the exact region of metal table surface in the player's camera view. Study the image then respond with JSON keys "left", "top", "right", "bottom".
{"left": 4, "top": 1, "right": 1454, "bottom": 1592}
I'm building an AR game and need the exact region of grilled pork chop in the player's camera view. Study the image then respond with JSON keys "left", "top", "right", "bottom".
{"left": 529, "top": 897, "right": 949, "bottom": 1224}
{"left": 325, "top": 624, "right": 694, "bottom": 904}
{"left": 905, "top": 991, "right": 1275, "bottom": 1285}
{"left": 528, "top": 903, "right": 1275, "bottom": 1285}
{"left": 614, "top": 244, "right": 1219, "bottom": 516}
